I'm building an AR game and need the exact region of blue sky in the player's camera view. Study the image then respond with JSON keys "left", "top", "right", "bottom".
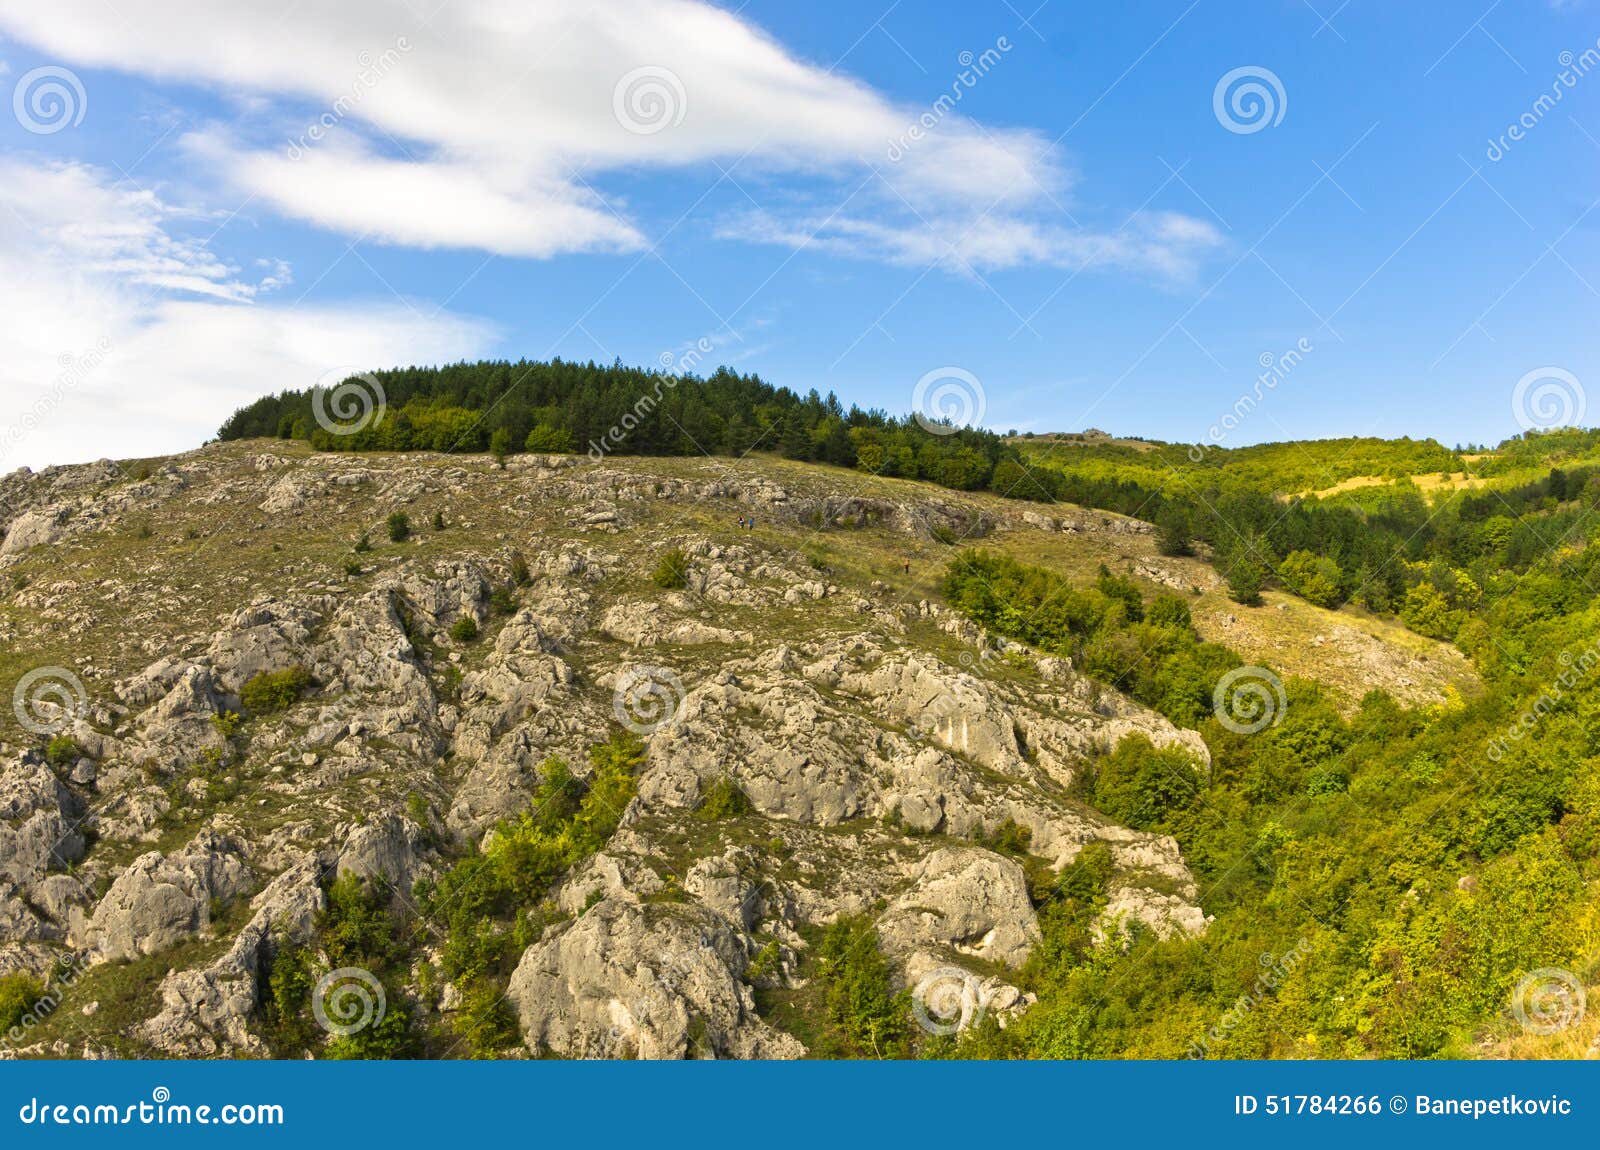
{"left": 0, "top": 0, "right": 1596, "bottom": 468}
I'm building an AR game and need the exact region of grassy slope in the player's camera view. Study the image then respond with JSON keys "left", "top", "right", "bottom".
{"left": 0, "top": 440, "right": 1474, "bottom": 753}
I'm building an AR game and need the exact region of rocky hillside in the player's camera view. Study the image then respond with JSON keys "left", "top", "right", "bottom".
{"left": 0, "top": 443, "right": 1467, "bottom": 1058}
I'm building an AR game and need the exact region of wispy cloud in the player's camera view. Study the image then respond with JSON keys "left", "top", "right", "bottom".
{"left": 0, "top": 157, "right": 495, "bottom": 469}
{"left": 0, "top": 0, "right": 1218, "bottom": 278}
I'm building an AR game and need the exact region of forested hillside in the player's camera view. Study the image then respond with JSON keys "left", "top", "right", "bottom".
{"left": 938, "top": 547, "right": 1600, "bottom": 1058}
{"left": 222, "top": 361, "right": 1600, "bottom": 660}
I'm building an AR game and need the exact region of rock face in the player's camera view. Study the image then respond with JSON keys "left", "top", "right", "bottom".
{"left": 137, "top": 856, "right": 325, "bottom": 1057}
{"left": 84, "top": 832, "right": 252, "bottom": 962}
{"left": 0, "top": 754, "right": 84, "bottom": 886}
{"left": 508, "top": 900, "right": 804, "bottom": 1059}
{"left": 0, "top": 754, "right": 88, "bottom": 954}
{"left": 0, "top": 441, "right": 1248, "bottom": 1058}
{"left": 1, "top": 507, "right": 66, "bottom": 554}
{"left": 877, "top": 848, "right": 1041, "bottom": 968}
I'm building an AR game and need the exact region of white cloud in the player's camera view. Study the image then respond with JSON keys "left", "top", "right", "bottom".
{"left": 0, "top": 158, "right": 496, "bottom": 471}
{"left": 718, "top": 207, "right": 1222, "bottom": 278}
{"left": 183, "top": 128, "right": 644, "bottom": 259}
{"left": 0, "top": 0, "right": 1216, "bottom": 276}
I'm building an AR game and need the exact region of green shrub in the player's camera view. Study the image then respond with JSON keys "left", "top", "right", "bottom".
{"left": 431, "top": 510, "right": 446, "bottom": 531}
{"left": 353, "top": 532, "right": 372, "bottom": 553}
{"left": 1095, "top": 564, "right": 1145, "bottom": 622}
{"left": 524, "top": 424, "right": 575, "bottom": 453}
{"left": 451, "top": 977, "right": 520, "bottom": 1057}
{"left": 323, "top": 1000, "right": 417, "bottom": 1060}
{"left": 489, "top": 428, "right": 513, "bottom": 467}
{"left": 1223, "top": 552, "right": 1267, "bottom": 606}
{"left": 980, "top": 818, "right": 1033, "bottom": 857}
{"left": 488, "top": 587, "right": 517, "bottom": 616}
{"left": 1278, "top": 549, "right": 1344, "bottom": 608}
{"left": 343, "top": 559, "right": 363, "bottom": 577}
{"left": 449, "top": 616, "right": 480, "bottom": 643}
{"left": 386, "top": 511, "right": 411, "bottom": 543}
{"left": 320, "top": 875, "right": 407, "bottom": 970}
{"left": 694, "top": 777, "right": 752, "bottom": 821}
{"left": 1145, "top": 594, "right": 1193, "bottom": 630}
{"left": 509, "top": 552, "right": 531, "bottom": 586}
{"left": 261, "top": 944, "right": 315, "bottom": 1051}
{"left": 651, "top": 548, "right": 689, "bottom": 589}
{"left": 239, "top": 666, "right": 312, "bottom": 715}
{"left": 44, "top": 735, "right": 78, "bottom": 768}
{"left": 1084, "top": 735, "right": 1203, "bottom": 832}
{"left": 423, "top": 733, "right": 646, "bottom": 986}
{"left": 0, "top": 972, "right": 44, "bottom": 1032}
{"left": 815, "top": 916, "right": 909, "bottom": 1057}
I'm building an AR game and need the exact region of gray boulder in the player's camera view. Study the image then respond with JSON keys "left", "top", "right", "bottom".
{"left": 877, "top": 847, "right": 1041, "bottom": 969}
{"left": 507, "top": 899, "right": 803, "bottom": 1059}
{"left": 84, "top": 831, "right": 252, "bottom": 962}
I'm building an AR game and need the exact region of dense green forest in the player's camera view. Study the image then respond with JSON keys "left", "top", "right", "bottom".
{"left": 935, "top": 547, "right": 1600, "bottom": 1059}
{"left": 218, "top": 360, "right": 1016, "bottom": 493}
{"left": 221, "top": 360, "right": 1600, "bottom": 650}
{"left": 1017, "top": 434, "right": 1600, "bottom": 655}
